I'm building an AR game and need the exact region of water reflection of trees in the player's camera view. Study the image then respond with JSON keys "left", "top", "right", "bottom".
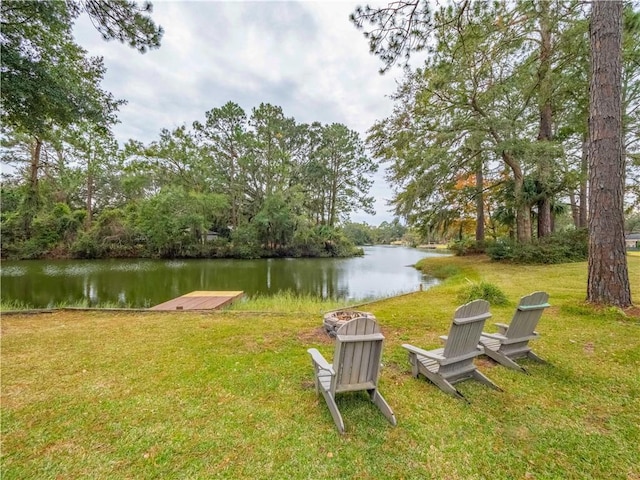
{"left": 0, "top": 258, "right": 350, "bottom": 307}
{"left": 1, "top": 248, "right": 440, "bottom": 307}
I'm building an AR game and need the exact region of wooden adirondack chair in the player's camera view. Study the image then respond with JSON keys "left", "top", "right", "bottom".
{"left": 479, "top": 291, "right": 550, "bottom": 373}
{"left": 402, "top": 299, "right": 501, "bottom": 401}
{"left": 307, "top": 316, "right": 397, "bottom": 434}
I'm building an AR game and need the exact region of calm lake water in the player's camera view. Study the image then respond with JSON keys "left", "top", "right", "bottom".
{"left": 0, "top": 246, "right": 448, "bottom": 308}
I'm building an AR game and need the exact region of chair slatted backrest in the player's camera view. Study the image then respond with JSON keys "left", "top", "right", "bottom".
{"left": 442, "top": 299, "right": 492, "bottom": 358}
{"left": 505, "top": 291, "right": 550, "bottom": 339}
{"left": 333, "top": 317, "right": 385, "bottom": 394}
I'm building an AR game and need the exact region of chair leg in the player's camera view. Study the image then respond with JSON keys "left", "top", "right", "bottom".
{"left": 407, "top": 352, "right": 420, "bottom": 378}
{"left": 483, "top": 348, "right": 528, "bottom": 373}
{"left": 320, "top": 390, "right": 345, "bottom": 434}
{"left": 421, "top": 368, "right": 468, "bottom": 402}
{"left": 526, "top": 350, "right": 547, "bottom": 364}
{"left": 369, "top": 389, "right": 397, "bottom": 426}
{"left": 471, "top": 369, "right": 503, "bottom": 392}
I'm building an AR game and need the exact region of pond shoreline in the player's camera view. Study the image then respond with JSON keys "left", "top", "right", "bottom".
{"left": 1, "top": 246, "right": 448, "bottom": 309}
{"left": 0, "top": 284, "right": 433, "bottom": 315}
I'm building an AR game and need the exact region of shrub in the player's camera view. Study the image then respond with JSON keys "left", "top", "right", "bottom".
{"left": 486, "top": 239, "right": 515, "bottom": 261}
{"left": 71, "top": 233, "right": 101, "bottom": 259}
{"left": 19, "top": 238, "right": 47, "bottom": 259}
{"left": 205, "top": 237, "right": 231, "bottom": 258}
{"left": 487, "top": 229, "right": 587, "bottom": 264}
{"left": 448, "top": 238, "right": 486, "bottom": 256}
{"left": 290, "top": 225, "right": 360, "bottom": 258}
{"left": 0, "top": 211, "right": 23, "bottom": 256}
{"left": 230, "top": 224, "right": 262, "bottom": 259}
{"left": 458, "top": 280, "right": 508, "bottom": 306}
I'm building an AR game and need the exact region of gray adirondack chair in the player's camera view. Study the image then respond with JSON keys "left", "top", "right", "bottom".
{"left": 307, "top": 316, "right": 397, "bottom": 434}
{"left": 479, "top": 291, "right": 550, "bottom": 373}
{"left": 402, "top": 299, "right": 501, "bottom": 401}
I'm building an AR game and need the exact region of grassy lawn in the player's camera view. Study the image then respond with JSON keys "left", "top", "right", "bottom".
{"left": 2, "top": 255, "right": 639, "bottom": 479}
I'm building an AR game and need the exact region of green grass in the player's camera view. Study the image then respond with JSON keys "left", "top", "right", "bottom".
{"left": 0, "top": 291, "right": 369, "bottom": 314}
{"left": 0, "top": 299, "right": 35, "bottom": 311}
{"left": 228, "top": 290, "right": 354, "bottom": 314}
{"left": 2, "top": 256, "right": 639, "bottom": 479}
{"left": 0, "top": 299, "right": 136, "bottom": 312}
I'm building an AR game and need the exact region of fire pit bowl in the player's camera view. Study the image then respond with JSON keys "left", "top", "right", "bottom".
{"left": 322, "top": 310, "right": 376, "bottom": 337}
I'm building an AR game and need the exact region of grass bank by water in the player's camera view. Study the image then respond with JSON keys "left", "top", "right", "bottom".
{"left": 0, "top": 292, "right": 354, "bottom": 315}
{"left": 2, "top": 255, "right": 639, "bottom": 479}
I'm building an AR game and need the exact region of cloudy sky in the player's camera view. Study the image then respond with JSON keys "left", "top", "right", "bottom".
{"left": 72, "top": 0, "right": 411, "bottom": 225}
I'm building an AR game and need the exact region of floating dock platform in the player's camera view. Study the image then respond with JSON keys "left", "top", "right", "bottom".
{"left": 149, "top": 291, "right": 244, "bottom": 311}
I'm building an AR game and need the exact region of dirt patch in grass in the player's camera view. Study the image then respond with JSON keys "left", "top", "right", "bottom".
{"left": 475, "top": 357, "right": 499, "bottom": 369}
{"left": 624, "top": 306, "right": 640, "bottom": 319}
{"left": 300, "top": 379, "right": 316, "bottom": 390}
{"left": 297, "top": 327, "right": 333, "bottom": 344}
{"left": 583, "top": 341, "right": 595, "bottom": 354}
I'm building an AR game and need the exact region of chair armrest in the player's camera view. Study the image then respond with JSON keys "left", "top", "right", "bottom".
{"left": 501, "top": 333, "right": 540, "bottom": 345}
{"left": 494, "top": 323, "right": 509, "bottom": 335}
{"left": 439, "top": 335, "right": 448, "bottom": 345}
{"left": 481, "top": 332, "right": 508, "bottom": 341}
{"left": 402, "top": 344, "right": 445, "bottom": 362}
{"left": 307, "top": 348, "right": 334, "bottom": 374}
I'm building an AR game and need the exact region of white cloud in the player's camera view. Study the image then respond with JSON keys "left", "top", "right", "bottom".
{"left": 73, "top": 0, "right": 406, "bottom": 224}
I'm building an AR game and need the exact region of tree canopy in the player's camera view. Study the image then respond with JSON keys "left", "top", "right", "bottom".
{"left": 1, "top": 0, "right": 162, "bottom": 135}
{"left": 354, "top": 0, "right": 638, "bottom": 306}
{"left": 2, "top": 100, "right": 379, "bottom": 259}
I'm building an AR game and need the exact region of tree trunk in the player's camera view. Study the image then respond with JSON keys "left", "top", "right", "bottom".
{"left": 537, "top": 197, "right": 551, "bottom": 236}
{"left": 86, "top": 169, "right": 93, "bottom": 230}
{"left": 587, "top": 0, "right": 632, "bottom": 307}
{"left": 471, "top": 97, "right": 530, "bottom": 242}
{"left": 536, "top": 0, "right": 553, "bottom": 237}
{"left": 21, "top": 137, "right": 43, "bottom": 234}
{"left": 85, "top": 143, "right": 95, "bottom": 230}
{"left": 569, "top": 193, "right": 579, "bottom": 227}
{"left": 515, "top": 186, "right": 531, "bottom": 243}
{"left": 230, "top": 146, "right": 239, "bottom": 228}
{"left": 29, "top": 137, "right": 42, "bottom": 199}
{"left": 504, "top": 151, "right": 531, "bottom": 243}
{"left": 475, "top": 158, "right": 485, "bottom": 245}
{"left": 329, "top": 181, "right": 337, "bottom": 227}
{"left": 328, "top": 154, "right": 339, "bottom": 227}
{"left": 579, "top": 136, "right": 588, "bottom": 228}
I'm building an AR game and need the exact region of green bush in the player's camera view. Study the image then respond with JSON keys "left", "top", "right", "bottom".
{"left": 458, "top": 280, "right": 508, "bottom": 305}
{"left": 71, "top": 233, "right": 101, "bottom": 259}
{"left": 18, "top": 238, "right": 47, "bottom": 259}
{"left": 230, "top": 224, "right": 263, "bottom": 259}
{"left": 289, "top": 225, "right": 360, "bottom": 258}
{"left": 487, "top": 229, "right": 587, "bottom": 264}
{"left": 23, "top": 203, "right": 83, "bottom": 256}
{"left": 485, "top": 238, "right": 513, "bottom": 260}
{"left": 0, "top": 211, "right": 24, "bottom": 256}
{"left": 205, "top": 237, "right": 232, "bottom": 258}
{"left": 448, "top": 238, "right": 486, "bottom": 256}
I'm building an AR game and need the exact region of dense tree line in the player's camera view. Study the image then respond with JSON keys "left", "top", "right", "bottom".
{"left": 342, "top": 219, "right": 410, "bottom": 245}
{"left": 1, "top": 102, "right": 379, "bottom": 259}
{"left": 1, "top": 2, "right": 378, "bottom": 259}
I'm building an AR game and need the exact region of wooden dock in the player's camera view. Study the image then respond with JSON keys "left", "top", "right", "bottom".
{"left": 149, "top": 291, "right": 244, "bottom": 311}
